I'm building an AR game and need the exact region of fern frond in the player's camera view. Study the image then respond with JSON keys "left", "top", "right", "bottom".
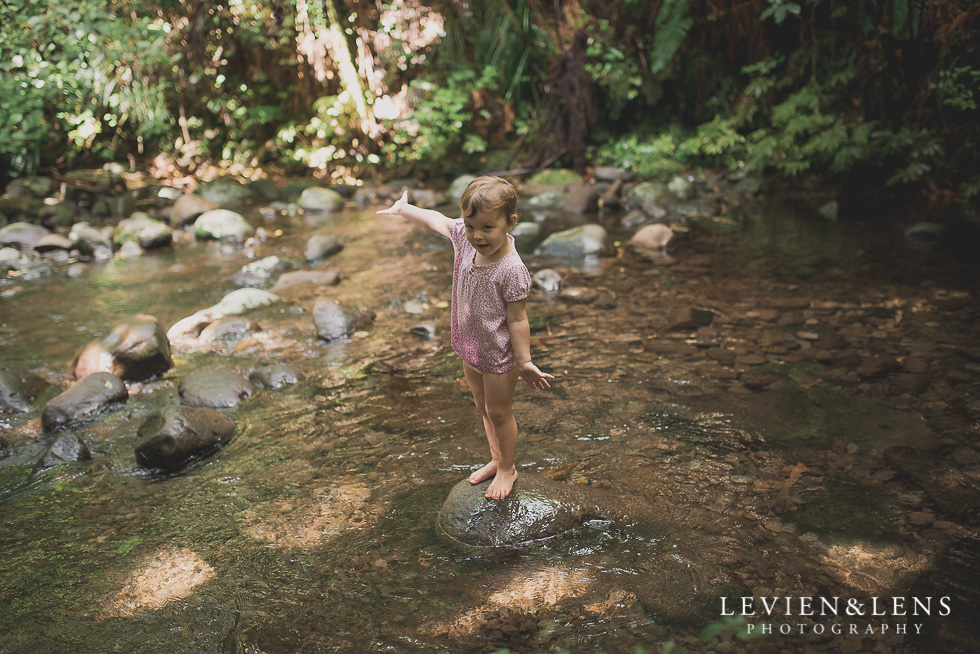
{"left": 650, "top": 0, "right": 693, "bottom": 74}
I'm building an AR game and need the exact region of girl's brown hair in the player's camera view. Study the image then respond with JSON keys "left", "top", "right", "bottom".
{"left": 460, "top": 176, "right": 518, "bottom": 221}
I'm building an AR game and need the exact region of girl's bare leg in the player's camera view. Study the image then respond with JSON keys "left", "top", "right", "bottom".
{"left": 480, "top": 366, "right": 520, "bottom": 499}
{"left": 462, "top": 363, "right": 499, "bottom": 484}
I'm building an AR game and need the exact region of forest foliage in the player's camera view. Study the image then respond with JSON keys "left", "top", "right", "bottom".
{"left": 1, "top": 0, "right": 978, "bottom": 199}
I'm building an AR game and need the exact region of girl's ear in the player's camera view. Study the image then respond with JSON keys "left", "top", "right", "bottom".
{"left": 507, "top": 213, "right": 519, "bottom": 229}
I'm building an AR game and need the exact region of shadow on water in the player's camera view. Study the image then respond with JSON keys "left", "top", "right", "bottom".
{"left": 1, "top": 192, "right": 979, "bottom": 652}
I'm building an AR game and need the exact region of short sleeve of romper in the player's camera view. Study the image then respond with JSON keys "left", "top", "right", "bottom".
{"left": 448, "top": 220, "right": 531, "bottom": 374}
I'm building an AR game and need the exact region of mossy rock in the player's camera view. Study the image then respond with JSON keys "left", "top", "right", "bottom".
{"left": 526, "top": 169, "right": 583, "bottom": 187}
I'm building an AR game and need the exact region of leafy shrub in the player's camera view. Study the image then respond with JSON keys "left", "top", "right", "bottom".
{"left": 0, "top": 0, "right": 172, "bottom": 175}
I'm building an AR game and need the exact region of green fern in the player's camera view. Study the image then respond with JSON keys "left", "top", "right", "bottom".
{"left": 650, "top": 0, "right": 693, "bottom": 74}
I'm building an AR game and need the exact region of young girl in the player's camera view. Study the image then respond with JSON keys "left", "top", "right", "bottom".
{"left": 377, "top": 176, "right": 555, "bottom": 499}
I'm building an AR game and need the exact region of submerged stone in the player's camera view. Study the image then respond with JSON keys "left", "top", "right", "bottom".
{"left": 35, "top": 432, "right": 91, "bottom": 470}
{"left": 178, "top": 368, "right": 255, "bottom": 409}
{"left": 249, "top": 363, "right": 302, "bottom": 389}
{"left": 0, "top": 363, "right": 52, "bottom": 413}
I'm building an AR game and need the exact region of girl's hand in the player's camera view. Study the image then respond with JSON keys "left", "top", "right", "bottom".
{"left": 376, "top": 190, "right": 408, "bottom": 216}
{"left": 518, "top": 362, "right": 555, "bottom": 390}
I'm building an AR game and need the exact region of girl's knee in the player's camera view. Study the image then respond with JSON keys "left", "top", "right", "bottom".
{"left": 486, "top": 405, "right": 513, "bottom": 426}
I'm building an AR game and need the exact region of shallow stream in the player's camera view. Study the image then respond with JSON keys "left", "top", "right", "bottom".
{"left": 1, "top": 187, "right": 978, "bottom": 653}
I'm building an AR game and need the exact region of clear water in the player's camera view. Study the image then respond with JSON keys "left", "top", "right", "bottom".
{"left": 1, "top": 192, "right": 978, "bottom": 653}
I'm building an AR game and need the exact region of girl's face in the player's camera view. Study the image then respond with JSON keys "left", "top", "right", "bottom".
{"left": 463, "top": 207, "right": 517, "bottom": 261}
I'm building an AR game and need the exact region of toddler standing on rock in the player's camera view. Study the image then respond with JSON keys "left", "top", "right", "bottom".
{"left": 377, "top": 176, "right": 554, "bottom": 499}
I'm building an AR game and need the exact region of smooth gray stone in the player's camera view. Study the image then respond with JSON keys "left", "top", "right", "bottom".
{"left": 178, "top": 368, "right": 255, "bottom": 408}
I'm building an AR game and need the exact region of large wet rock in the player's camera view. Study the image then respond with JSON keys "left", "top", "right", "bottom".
{"left": 198, "top": 177, "right": 254, "bottom": 204}
{"left": 0, "top": 222, "right": 50, "bottom": 251}
{"left": 438, "top": 473, "right": 660, "bottom": 547}
{"left": 313, "top": 298, "right": 351, "bottom": 341}
{"left": 168, "top": 288, "right": 279, "bottom": 339}
{"left": 33, "top": 233, "right": 76, "bottom": 253}
{"left": 41, "top": 372, "right": 128, "bottom": 432}
{"left": 170, "top": 194, "right": 219, "bottom": 227}
{"left": 298, "top": 187, "right": 344, "bottom": 214}
{"left": 70, "top": 222, "right": 113, "bottom": 258}
{"left": 629, "top": 224, "right": 673, "bottom": 251}
{"left": 35, "top": 432, "right": 92, "bottom": 470}
{"left": 72, "top": 314, "right": 173, "bottom": 382}
{"left": 193, "top": 209, "right": 254, "bottom": 244}
{"left": 305, "top": 233, "right": 343, "bottom": 263}
{"left": 135, "top": 405, "right": 236, "bottom": 471}
{"left": 534, "top": 224, "right": 613, "bottom": 259}
{"left": 0, "top": 363, "right": 52, "bottom": 413}
{"left": 113, "top": 212, "right": 173, "bottom": 250}
{"left": 178, "top": 368, "right": 255, "bottom": 408}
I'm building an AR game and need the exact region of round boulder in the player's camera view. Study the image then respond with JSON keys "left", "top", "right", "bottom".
{"left": 179, "top": 368, "right": 255, "bottom": 408}
{"left": 41, "top": 372, "right": 128, "bottom": 432}
{"left": 629, "top": 224, "right": 673, "bottom": 251}
{"left": 298, "top": 187, "right": 344, "bottom": 214}
{"left": 534, "top": 224, "right": 613, "bottom": 259}
{"left": 305, "top": 233, "right": 343, "bottom": 263}
{"left": 113, "top": 212, "right": 173, "bottom": 250}
{"left": 72, "top": 315, "right": 173, "bottom": 382}
{"left": 69, "top": 222, "right": 113, "bottom": 258}
{"left": 33, "top": 233, "right": 76, "bottom": 253}
{"left": 170, "top": 194, "right": 219, "bottom": 227}
{"left": 193, "top": 209, "right": 254, "bottom": 244}
{"left": 0, "top": 222, "right": 50, "bottom": 251}
{"left": 135, "top": 405, "right": 236, "bottom": 471}
{"left": 198, "top": 177, "right": 255, "bottom": 204}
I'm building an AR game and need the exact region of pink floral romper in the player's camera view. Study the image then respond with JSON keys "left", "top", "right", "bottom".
{"left": 447, "top": 220, "right": 531, "bottom": 374}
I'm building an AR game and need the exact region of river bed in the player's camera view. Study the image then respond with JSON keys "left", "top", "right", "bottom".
{"left": 1, "top": 187, "right": 979, "bottom": 653}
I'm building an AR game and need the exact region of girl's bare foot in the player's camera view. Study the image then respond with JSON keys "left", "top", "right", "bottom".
{"left": 468, "top": 462, "right": 497, "bottom": 485}
{"left": 485, "top": 468, "right": 518, "bottom": 499}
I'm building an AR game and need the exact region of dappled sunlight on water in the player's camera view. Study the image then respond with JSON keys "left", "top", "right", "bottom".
{"left": 104, "top": 548, "right": 215, "bottom": 617}
{"left": 2, "top": 193, "right": 979, "bottom": 651}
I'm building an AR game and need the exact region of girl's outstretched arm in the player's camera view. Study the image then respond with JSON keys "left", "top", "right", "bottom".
{"left": 506, "top": 299, "right": 555, "bottom": 389}
{"left": 376, "top": 190, "right": 454, "bottom": 239}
